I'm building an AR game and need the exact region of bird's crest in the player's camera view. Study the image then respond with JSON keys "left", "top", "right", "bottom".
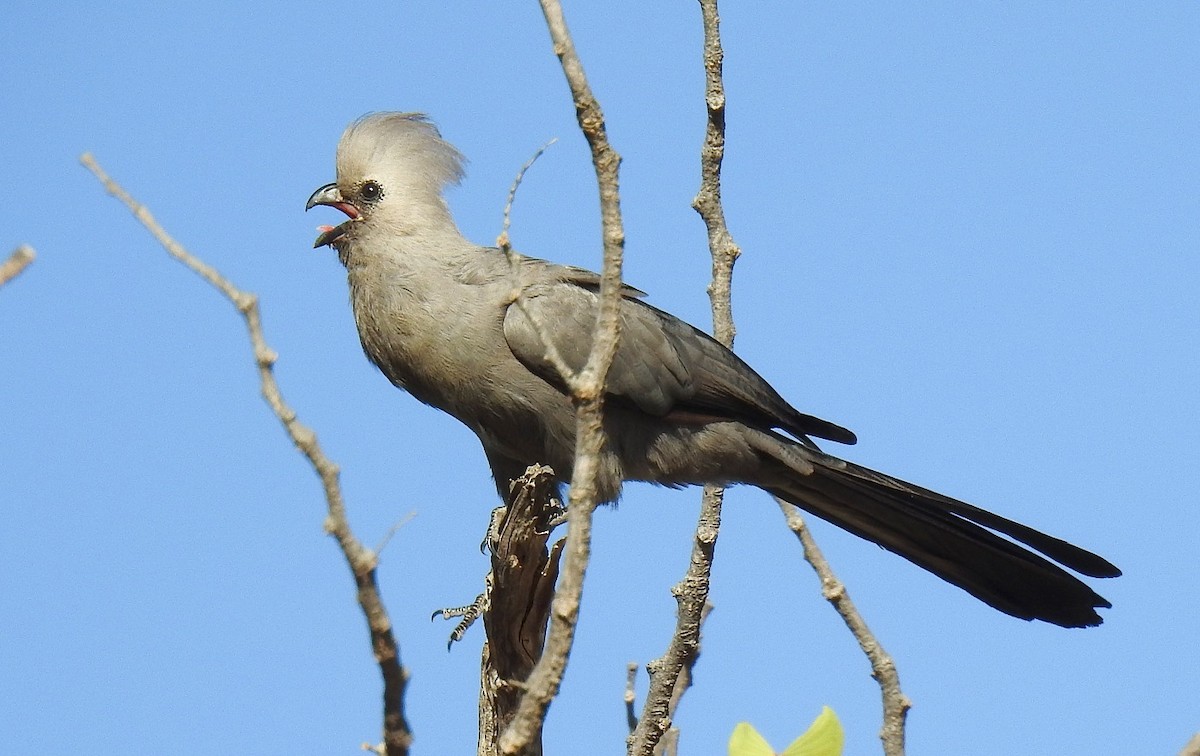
{"left": 336, "top": 112, "right": 466, "bottom": 193}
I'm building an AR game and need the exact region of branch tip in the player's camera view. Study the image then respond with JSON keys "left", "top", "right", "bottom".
{"left": 0, "top": 245, "right": 37, "bottom": 288}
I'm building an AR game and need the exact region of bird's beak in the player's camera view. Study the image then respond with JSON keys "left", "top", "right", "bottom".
{"left": 306, "top": 182, "right": 361, "bottom": 248}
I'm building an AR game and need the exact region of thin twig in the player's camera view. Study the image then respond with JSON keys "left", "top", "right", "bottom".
{"left": 0, "top": 245, "right": 36, "bottom": 288}
{"left": 624, "top": 662, "right": 639, "bottom": 733}
{"left": 374, "top": 512, "right": 418, "bottom": 556}
{"left": 497, "top": 2, "right": 626, "bottom": 753}
{"left": 496, "top": 139, "right": 579, "bottom": 387}
{"left": 79, "top": 154, "right": 414, "bottom": 756}
{"left": 777, "top": 500, "right": 911, "bottom": 755}
{"left": 628, "top": 2, "right": 736, "bottom": 753}
{"left": 497, "top": 138, "right": 559, "bottom": 253}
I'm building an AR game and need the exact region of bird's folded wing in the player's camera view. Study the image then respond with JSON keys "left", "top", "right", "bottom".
{"left": 502, "top": 273, "right": 856, "bottom": 444}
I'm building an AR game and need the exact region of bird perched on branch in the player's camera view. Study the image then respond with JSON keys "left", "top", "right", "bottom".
{"left": 307, "top": 112, "right": 1119, "bottom": 628}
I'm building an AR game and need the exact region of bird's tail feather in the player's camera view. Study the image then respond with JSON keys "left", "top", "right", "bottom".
{"left": 766, "top": 452, "right": 1118, "bottom": 628}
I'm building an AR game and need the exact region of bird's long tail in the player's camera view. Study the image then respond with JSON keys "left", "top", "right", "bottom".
{"left": 765, "top": 450, "right": 1121, "bottom": 628}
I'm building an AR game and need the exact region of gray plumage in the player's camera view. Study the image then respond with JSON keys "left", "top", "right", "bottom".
{"left": 307, "top": 112, "right": 1120, "bottom": 628}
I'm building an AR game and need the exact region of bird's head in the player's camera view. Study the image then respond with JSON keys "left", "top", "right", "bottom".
{"left": 306, "top": 112, "right": 466, "bottom": 249}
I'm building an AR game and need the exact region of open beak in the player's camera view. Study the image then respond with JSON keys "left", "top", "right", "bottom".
{"left": 305, "top": 182, "right": 361, "bottom": 248}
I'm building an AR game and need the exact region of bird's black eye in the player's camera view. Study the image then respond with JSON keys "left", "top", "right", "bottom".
{"left": 359, "top": 180, "right": 384, "bottom": 203}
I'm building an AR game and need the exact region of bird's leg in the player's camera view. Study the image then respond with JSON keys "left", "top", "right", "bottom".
{"left": 481, "top": 504, "right": 508, "bottom": 553}
{"left": 436, "top": 465, "right": 565, "bottom": 650}
{"left": 542, "top": 495, "right": 567, "bottom": 531}
{"left": 432, "top": 573, "right": 493, "bottom": 650}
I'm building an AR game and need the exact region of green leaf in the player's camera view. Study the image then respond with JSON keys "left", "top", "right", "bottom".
{"left": 780, "top": 706, "right": 844, "bottom": 756}
{"left": 729, "top": 722, "right": 776, "bottom": 756}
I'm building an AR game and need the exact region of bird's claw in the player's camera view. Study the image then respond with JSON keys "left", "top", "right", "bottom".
{"left": 432, "top": 576, "right": 493, "bottom": 650}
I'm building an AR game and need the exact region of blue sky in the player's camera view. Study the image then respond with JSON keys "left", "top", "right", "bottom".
{"left": 3, "top": 2, "right": 1197, "bottom": 754}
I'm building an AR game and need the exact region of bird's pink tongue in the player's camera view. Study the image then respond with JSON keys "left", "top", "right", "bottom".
{"left": 313, "top": 222, "right": 351, "bottom": 248}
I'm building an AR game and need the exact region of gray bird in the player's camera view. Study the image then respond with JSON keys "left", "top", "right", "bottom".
{"left": 307, "top": 112, "right": 1119, "bottom": 628}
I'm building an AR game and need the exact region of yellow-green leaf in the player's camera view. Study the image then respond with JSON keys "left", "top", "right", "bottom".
{"left": 780, "top": 706, "right": 844, "bottom": 756}
{"left": 729, "top": 722, "right": 776, "bottom": 756}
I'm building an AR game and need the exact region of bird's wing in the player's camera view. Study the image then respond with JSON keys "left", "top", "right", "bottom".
{"left": 518, "top": 253, "right": 648, "bottom": 298}
{"left": 501, "top": 265, "right": 856, "bottom": 444}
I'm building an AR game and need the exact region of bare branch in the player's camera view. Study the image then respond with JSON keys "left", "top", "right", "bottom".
{"left": 79, "top": 154, "right": 414, "bottom": 756}
{"left": 497, "top": 138, "right": 559, "bottom": 254}
{"left": 628, "top": 2, "right": 736, "bottom": 752}
{"left": 497, "top": 140, "right": 579, "bottom": 387}
{"left": 656, "top": 728, "right": 680, "bottom": 756}
{"left": 478, "top": 465, "right": 564, "bottom": 756}
{"left": 630, "top": 487, "right": 721, "bottom": 756}
{"left": 0, "top": 245, "right": 35, "bottom": 288}
{"left": 534, "top": 0, "right": 626, "bottom": 395}
{"left": 649, "top": 600, "right": 711, "bottom": 756}
{"left": 624, "top": 662, "right": 639, "bottom": 733}
{"left": 1179, "top": 732, "right": 1200, "bottom": 756}
{"left": 777, "top": 500, "right": 911, "bottom": 755}
{"left": 374, "top": 512, "right": 417, "bottom": 556}
{"left": 751, "top": 8, "right": 909, "bottom": 750}
{"left": 497, "top": 2, "right": 627, "bottom": 753}
{"left": 691, "top": 0, "right": 741, "bottom": 347}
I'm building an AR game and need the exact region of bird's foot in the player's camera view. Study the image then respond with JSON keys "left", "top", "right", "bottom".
{"left": 480, "top": 504, "right": 508, "bottom": 553}
{"left": 479, "top": 494, "right": 566, "bottom": 554}
{"left": 543, "top": 497, "right": 567, "bottom": 530}
{"left": 432, "top": 575, "right": 493, "bottom": 650}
